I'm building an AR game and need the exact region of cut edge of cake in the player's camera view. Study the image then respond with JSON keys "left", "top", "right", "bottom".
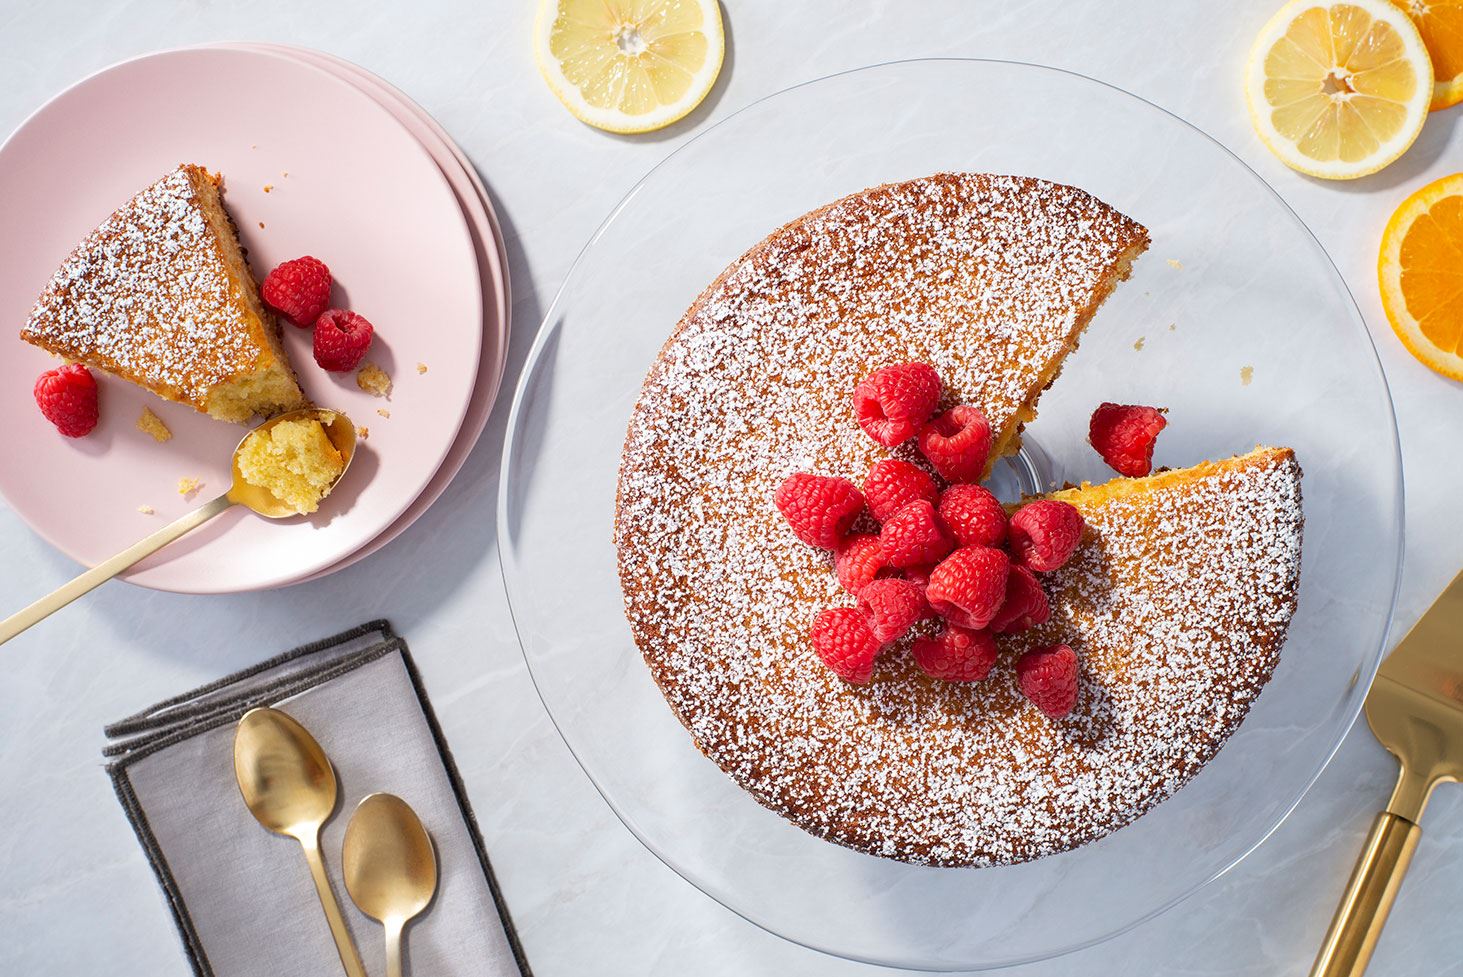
{"left": 1045, "top": 444, "right": 1300, "bottom": 510}
{"left": 184, "top": 168, "right": 305, "bottom": 422}
{"left": 987, "top": 215, "right": 1150, "bottom": 477}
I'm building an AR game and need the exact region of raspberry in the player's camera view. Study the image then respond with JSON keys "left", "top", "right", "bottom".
{"left": 1008, "top": 500, "right": 1085, "bottom": 572}
{"left": 810, "top": 607, "right": 882, "bottom": 684}
{"left": 990, "top": 564, "right": 1050, "bottom": 634}
{"left": 835, "top": 533, "right": 890, "bottom": 594}
{"left": 902, "top": 564, "right": 935, "bottom": 589}
{"left": 775, "top": 473, "right": 865, "bottom": 549}
{"left": 1016, "top": 643, "right": 1080, "bottom": 718}
{"left": 926, "top": 546, "right": 1009, "bottom": 630}
{"left": 313, "top": 309, "right": 375, "bottom": 372}
{"left": 918, "top": 405, "right": 992, "bottom": 483}
{"left": 33, "top": 363, "right": 99, "bottom": 437}
{"left": 857, "top": 578, "right": 929, "bottom": 643}
{"left": 938, "top": 483, "right": 1007, "bottom": 548}
{"left": 912, "top": 624, "right": 999, "bottom": 682}
{"left": 261, "top": 256, "right": 332, "bottom": 327}
{"left": 1089, "top": 402, "right": 1168, "bottom": 477}
{"left": 879, "top": 500, "right": 954, "bottom": 568}
{"left": 864, "top": 459, "right": 939, "bottom": 522}
{"left": 853, "top": 362, "right": 942, "bottom": 447}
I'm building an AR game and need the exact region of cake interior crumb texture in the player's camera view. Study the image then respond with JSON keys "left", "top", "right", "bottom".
{"left": 136, "top": 406, "right": 172, "bottom": 442}
{"left": 615, "top": 173, "right": 1303, "bottom": 866}
{"left": 356, "top": 362, "right": 392, "bottom": 397}
{"left": 236, "top": 418, "right": 344, "bottom": 515}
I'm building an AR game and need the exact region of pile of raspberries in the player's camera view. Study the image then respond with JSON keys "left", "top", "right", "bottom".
{"left": 774, "top": 362, "right": 1167, "bottom": 720}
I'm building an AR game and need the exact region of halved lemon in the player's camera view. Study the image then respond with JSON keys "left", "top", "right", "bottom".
{"left": 533, "top": 0, "right": 724, "bottom": 134}
{"left": 1402, "top": 0, "right": 1463, "bottom": 109}
{"left": 1245, "top": 0, "right": 1433, "bottom": 179}
{"left": 1379, "top": 172, "right": 1463, "bottom": 381}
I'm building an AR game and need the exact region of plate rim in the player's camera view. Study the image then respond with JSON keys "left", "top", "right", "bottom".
{"left": 222, "top": 41, "right": 513, "bottom": 586}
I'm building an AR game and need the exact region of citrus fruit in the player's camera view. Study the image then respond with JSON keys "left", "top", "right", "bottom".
{"left": 533, "top": 0, "right": 724, "bottom": 134}
{"left": 1245, "top": 0, "right": 1433, "bottom": 179}
{"left": 1400, "top": 0, "right": 1463, "bottom": 109}
{"left": 1378, "top": 172, "right": 1463, "bottom": 381}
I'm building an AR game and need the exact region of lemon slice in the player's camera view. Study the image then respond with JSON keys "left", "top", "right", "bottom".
{"left": 534, "top": 0, "right": 725, "bottom": 134}
{"left": 1403, "top": 0, "right": 1463, "bottom": 110}
{"left": 1245, "top": 0, "right": 1433, "bottom": 179}
{"left": 1379, "top": 172, "right": 1463, "bottom": 381}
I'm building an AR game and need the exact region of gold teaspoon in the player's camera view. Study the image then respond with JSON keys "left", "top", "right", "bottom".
{"left": 343, "top": 793, "right": 438, "bottom": 977}
{"left": 234, "top": 707, "right": 367, "bottom": 977}
{"left": 0, "top": 407, "right": 355, "bottom": 646}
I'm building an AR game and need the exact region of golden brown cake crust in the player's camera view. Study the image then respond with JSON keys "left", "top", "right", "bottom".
{"left": 20, "top": 164, "right": 304, "bottom": 421}
{"left": 615, "top": 173, "right": 1302, "bottom": 866}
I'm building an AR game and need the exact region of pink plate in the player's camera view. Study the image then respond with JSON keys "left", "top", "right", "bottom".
{"left": 226, "top": 43, "right": 512, "bottom": 583}
{"left": 0, "top": 47, "right": 482, "bottom": 593}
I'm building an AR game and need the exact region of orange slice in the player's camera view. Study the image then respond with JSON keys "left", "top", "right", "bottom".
{"left": 1401, "top": 0, "right": 1463, "bottom": 109}
{"left": 1378, "top": 172, "right": 1463, "bottom": 380}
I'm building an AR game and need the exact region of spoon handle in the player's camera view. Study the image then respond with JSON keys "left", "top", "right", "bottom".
{"left": 0, "top": 492, "right": 234, "bottom": 647}
{"left": 300, "top": 833, "right": 369, "bottom": 977}
{"left": 384, "top": 917, "right": 405, "bottom": 977}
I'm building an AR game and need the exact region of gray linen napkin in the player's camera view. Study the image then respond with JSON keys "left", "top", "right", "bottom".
{"left": 105, "top": 621, "right": 530, "bottom": 977}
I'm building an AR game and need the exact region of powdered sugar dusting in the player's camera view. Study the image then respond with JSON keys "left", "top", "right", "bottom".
{"left": 21, "top": 166, "right": 260, "bottom": 403}
{"left": 615, "top": 173, "right": 1303, "bottom": 866}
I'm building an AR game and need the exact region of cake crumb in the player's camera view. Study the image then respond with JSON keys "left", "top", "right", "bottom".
{"left": 356, "top": 362, "right": 392, "bottom": 398}
{"left": 1167, "top": 258, "right": 1183, "bottom": 270}
{"left": 258, "top": 221, "right": 265, "bottom": 229}
{"left": 357, "top": 425, "right": 370, "bottom": 440}
{"left": 136, "top": 406, "right": 172, "bottom": 442}
{"left": 1240, "top": 365, "right": 1254, "bottom": 386}
{"left": 1132, "top": 337, "right": 1145, "bottom": 351}
{"left": 282, "top": 171, "right": 289, "bottom": 178}
{"left": 137, "top": 505, "right": 155, "bottom": 516}
{"left": 263, "top": 184, "right": 274, "bottom": 193}
{"left": 236, "top": 418, "right": 343, "bottom": 515}
{"left": 416, "top": 362, "right": 428, "bottom": 374}
{"left": 177, "top": 477, "right": 202, "bottom": 499}
{"left": 377, "top": 408, "right": 391, "bottom": 419}
{"left": 1168, "top": 322, "right": 1177, "bottom": 332}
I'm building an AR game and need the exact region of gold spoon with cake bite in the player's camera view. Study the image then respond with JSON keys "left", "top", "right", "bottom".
{"left": 0, "top": 407, "right": 355, "bottom": 646}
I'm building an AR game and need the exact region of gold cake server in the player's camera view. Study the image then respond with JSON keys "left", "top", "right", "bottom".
{"left": 1311, "top": 568, "right": 1463, "bottom": 977}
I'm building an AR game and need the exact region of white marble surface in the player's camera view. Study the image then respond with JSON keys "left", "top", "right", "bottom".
{"left": 1, "top": 1, "right": 1461, "bottom": 974}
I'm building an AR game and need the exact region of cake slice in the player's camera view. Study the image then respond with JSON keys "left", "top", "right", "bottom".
{"left": 20, "top": 165, "right": 306, "bottom": 423}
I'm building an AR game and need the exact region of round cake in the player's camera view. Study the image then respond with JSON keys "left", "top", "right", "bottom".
{"left": 614, "top": 173, "right": 1303, "bottom": 866}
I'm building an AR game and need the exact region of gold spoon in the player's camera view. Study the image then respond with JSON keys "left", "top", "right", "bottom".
{"left": 342, "top": 793, "right": 438, "bottom": 977}
{"left": 234, "top": 707, "right": 367, "bottom": 977}
{"left": 0, "top": 407, "right": 355, "bottom": 646}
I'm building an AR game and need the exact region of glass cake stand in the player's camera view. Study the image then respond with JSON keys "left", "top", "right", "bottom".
{"left": 498, "top": 60, "right": 1402, "bottom": 970}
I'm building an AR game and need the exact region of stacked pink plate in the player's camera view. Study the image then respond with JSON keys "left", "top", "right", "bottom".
{"left": 0, "top": 45, "right": 508, "bottom": 592}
